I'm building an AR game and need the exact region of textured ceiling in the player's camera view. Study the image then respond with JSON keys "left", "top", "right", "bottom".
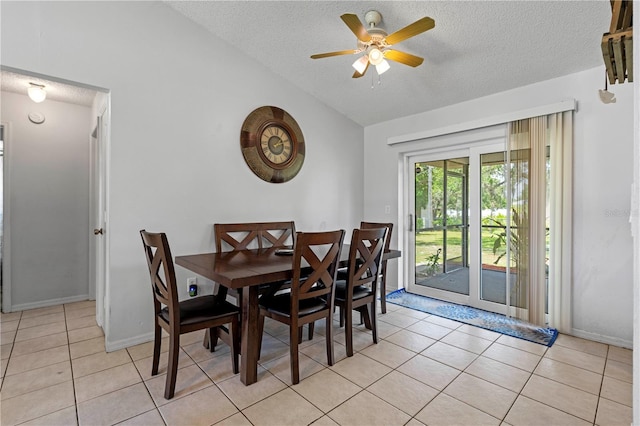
{"left": 166, "top": 0, "right": 612, "bottom": 126}
{"left": 0, "top": 2, "right": 612, "bottom": 123}
{"left": 0, "top": 69, "right": 98, "bottom": 107}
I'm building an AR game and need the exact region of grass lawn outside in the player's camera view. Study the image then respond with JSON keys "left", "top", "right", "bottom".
{"left": 415, "top": 227, "right": 513, "bottom": 269}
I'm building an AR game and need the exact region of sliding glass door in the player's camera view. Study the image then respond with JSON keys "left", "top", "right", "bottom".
{"left": 407, "top": 143, "right": 510, "bottom": 314}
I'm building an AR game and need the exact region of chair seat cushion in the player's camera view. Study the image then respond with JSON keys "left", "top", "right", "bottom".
{"left": 334, "top": 280, "right": 372, "bottom": 301}
{"left": 259, "top": 293, "right": 327, "bottom": 317}
{"left": 160, "top": 295, "right": 239, "bottom": 326}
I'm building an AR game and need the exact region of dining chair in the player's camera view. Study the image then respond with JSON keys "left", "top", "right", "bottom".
{"left": 257, "top": 229, "right": 345, "bottom": 384}
{"left": 334, "top": 227, "right": 387, "bottom": 357}
{"left": 360, "top": 222, "right": 393, "bottom": 313}
{"left": 210, "top": 221, "right": 302, "bottom": 350}
{"left": 335, "top": 221, "right": 393, "bottom": 318}
{"left": 140, "top": 230, "right": 240, "bottom": 399}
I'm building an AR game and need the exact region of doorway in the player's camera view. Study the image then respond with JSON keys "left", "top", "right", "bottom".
{"left": 406, "top": 141, "right": 512, "bottom": 315}
{"left": 1, "top": 67, "right": 109, "bottom": 321}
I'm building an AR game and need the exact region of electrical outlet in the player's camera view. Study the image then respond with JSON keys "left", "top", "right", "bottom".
{"left": 187, "top": 277, "right": 197, "bottom": 291}
{"left": 385, "top": 205, "right": 391, "bottom": 214}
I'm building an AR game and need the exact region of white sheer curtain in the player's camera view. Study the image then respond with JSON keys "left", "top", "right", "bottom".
{"left": 507, "top": 111, "right": 572, "bottom": 330}
{"left": 548, "top": 111, "right": 572, "bottom": 333}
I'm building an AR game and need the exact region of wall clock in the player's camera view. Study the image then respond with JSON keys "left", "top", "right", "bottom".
{"left": 240, "top": 106, "right": 305, "bottom": 183}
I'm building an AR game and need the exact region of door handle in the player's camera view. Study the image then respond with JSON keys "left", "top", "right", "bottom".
{"left": 94, "top": 228, "right": 103, "bottom": 235}
{"left": 408, "top": 214, "right": 413, "bottom": 232}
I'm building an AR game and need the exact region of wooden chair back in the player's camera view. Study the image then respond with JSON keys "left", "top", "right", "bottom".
{"left": 140, "top": 230, "right": 178, "bottom": 320}
{"left": 290, "top": 230, "right": 345, "bottom": 306}
{"left": 336, "top": 226, "right": 387, "bottom": 356}
{"left": 346, "top": 227, "right": 387, "bottom": 294}
{"left": 360, "top": 222, "right": 392, "bottom": 253}
{"left": 214, "top": 221, "right": 296, "bottom": 252}
{"left": 360, "top": 221, "right": 393, "bottom": 313}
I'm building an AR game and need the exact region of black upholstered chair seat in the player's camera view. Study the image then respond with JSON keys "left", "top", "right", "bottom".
{"left": 334, "top": 280, "right": 372, "bottom": 301}
{"left": 259, "top": 293, "right": 328, "bottom": 317}
{"left": 159, "top": 296, "right": 239, "bottom": 327}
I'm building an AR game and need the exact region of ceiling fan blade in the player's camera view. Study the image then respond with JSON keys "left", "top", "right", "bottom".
{"left": 384, "top": 50, "right": 424, "bottom": 67}
{"left": 310, "top": 49, "right": 359, "bottom": 59}
{"left": 341, "top": 13, "right": 372, "bottom": 42}
{"left": 352, "top": 61, "right": 370, "bottom": 78}
{"left": 385, "top": 17, "right": 435, "bottom": 45}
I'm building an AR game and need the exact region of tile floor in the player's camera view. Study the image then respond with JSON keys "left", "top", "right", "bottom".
{"left": 0, "top": 299, "right": 633, "bottom": 425}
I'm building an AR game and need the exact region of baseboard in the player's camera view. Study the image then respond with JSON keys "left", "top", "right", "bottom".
{"left": 105, "top": 331, "right": 154, "bottom": 353}
{"left": 570, "top": 328, "right": 633, "bottom": 349}
{"left": 10, "top": 294, "right": 90, "bottom": 312}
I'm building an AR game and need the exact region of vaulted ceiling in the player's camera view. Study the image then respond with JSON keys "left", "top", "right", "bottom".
{"left": 1, "top": 1, "right": 612, "bottom": 123}
{"left": 165, "top": 1, "right": 611, "bottom": 126}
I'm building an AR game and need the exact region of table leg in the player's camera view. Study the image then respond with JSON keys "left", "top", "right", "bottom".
{"left": 203, "top": 285, "right": 230, "bottom": 350}
{"left": 240, "top": 285, "right": 260, "bottom": 385}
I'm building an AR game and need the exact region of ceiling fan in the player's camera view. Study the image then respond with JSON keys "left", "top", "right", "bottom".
{"left": 311, "top": 10, "right": 435, "bottom": 78}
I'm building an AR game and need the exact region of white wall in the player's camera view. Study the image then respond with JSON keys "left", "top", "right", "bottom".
{"left": 365, "top": 66, "right": 635, "bottom": 347}
{"left": 1, "top": 1, "right": 364, "bottom": 350}
{"left": 1, "top": 91, "right": 92, "bottom": 309}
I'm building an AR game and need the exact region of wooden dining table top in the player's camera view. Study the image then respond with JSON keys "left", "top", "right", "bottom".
{"left": 175, "top": 245, "right": 401, "bottom": 289}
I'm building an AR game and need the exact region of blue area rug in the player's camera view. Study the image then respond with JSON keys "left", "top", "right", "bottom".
{"left": 385, "top": 289, "right": 558, "bottom": 347}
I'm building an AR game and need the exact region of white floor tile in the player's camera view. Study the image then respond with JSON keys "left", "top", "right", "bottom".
{"left": 1, "top": 301, "right": 632, "bottom": 426}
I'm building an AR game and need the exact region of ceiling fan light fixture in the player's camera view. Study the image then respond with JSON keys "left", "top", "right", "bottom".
{"left": 27, "top": 83, "right": 46, "bottom": 103}
{"left": 310, "top": 11, "right": 434, "bottom": 79}
{"left": 368, "top": 48, "right": 384, "bottom": 66}
{"left": 375, "top": 59, "right": 390, "bottom": 75}
{"left": 352, "top": 56, "right": 369, "bottom": 74}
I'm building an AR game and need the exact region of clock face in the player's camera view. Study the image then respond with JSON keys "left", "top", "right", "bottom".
{"left": 260, "top": 125, "right": 293, "bottom": 165}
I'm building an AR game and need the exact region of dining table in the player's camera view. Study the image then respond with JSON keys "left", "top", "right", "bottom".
{"left": 175, "top": 245, "right": 401, "bottom": 385}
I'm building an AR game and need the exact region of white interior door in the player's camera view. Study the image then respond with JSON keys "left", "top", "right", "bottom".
{"left": 90, "top": 106, "right": 108, "bottom": 328}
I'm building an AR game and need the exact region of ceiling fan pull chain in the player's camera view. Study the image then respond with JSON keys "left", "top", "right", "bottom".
{"left": 370, "top": 74, "right": 383, "bottom": 90}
